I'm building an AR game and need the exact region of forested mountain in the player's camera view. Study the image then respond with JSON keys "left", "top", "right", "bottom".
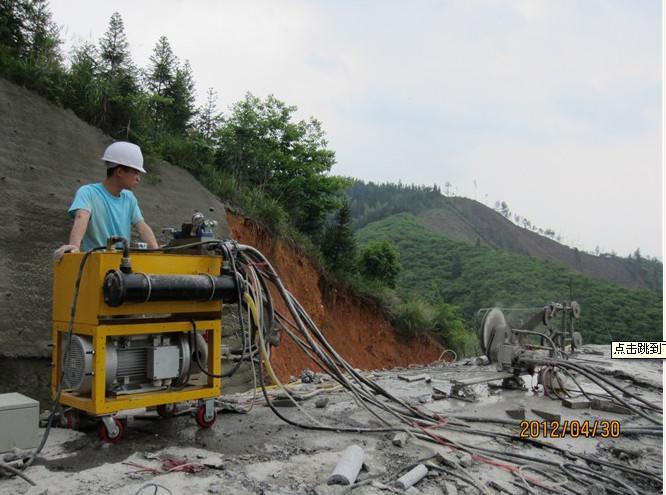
{"left": 347, "top": 180, "right": 662, "bottom": 293}
{"left": 357, "top": 213, "right": 662, "bottom": 344}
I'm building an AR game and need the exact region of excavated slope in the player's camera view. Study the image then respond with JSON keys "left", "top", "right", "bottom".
{"left": 419, "top": 198, "right": 649, "bottom": 290}
{"left": 0, "top": 76, "right": 231, "bottom": 359}
{"left": 226, "top": 213, "right": 442, "bottom": 381}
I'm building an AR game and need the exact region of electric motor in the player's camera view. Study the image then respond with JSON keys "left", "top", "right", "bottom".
{"left": 61, "top": 332, "right": 208, "bottom": 395}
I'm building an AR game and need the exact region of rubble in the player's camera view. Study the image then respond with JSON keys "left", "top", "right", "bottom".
{"left": 0, "top": 345, "right": 661, "bottom": 494}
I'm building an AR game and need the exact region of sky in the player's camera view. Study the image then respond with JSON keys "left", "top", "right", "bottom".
{"left": 49, "top": 0, "right": 663, "bottom": 258}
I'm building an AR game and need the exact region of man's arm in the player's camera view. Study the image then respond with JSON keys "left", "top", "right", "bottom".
{"left": 68, "top": 209, "right": 91, "bottom": 249}
{"left": 54, "top": 209, "right": 90, "bottom": 262}
{"left": 136, "top": 220, "right": 159, "bottom": 249}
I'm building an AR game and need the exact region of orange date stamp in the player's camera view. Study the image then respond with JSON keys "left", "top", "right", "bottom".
{"left": 519, "top": 420, "right": 621, "bottom": 439}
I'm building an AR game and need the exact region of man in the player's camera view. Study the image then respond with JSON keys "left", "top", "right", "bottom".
{"left": 54, "top": 141, "right": 159, "bottom": 260}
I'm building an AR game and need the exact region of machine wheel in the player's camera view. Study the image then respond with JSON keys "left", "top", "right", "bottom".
{"left": 195, "top": 404, "right": 217, "bottom": 429}
{"left": 157, "top": 403, "right": 177, "bottom": 418}
{"left": 98, "top": 417, "right": 124, "bottom": 443}
{"left": 63, "top": 409, "right": 81, "bottom": 430}
{"left": 570, "top": 301, "right": 581, "bottom": 319}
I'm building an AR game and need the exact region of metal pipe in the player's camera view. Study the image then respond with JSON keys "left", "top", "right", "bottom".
{"left": 103, "top": 270, "right": 238, "bottom": 306}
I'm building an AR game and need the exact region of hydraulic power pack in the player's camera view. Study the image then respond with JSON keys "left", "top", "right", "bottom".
{"left": 51, "top": 246, "right": 237, "bottom": 442}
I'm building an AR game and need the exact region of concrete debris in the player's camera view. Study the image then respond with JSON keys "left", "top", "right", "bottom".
{"left": 315, "top": 397, "right": 329, "bottom": 409}
{"left": 301, "top": 369, "right": 316, "bottom": 384}
{"left": 392, "top": 432, "right": 409, "bottom": 448}
{"left": 531, "top": 409, "right": 561, "bottom": 422}
{"left": 450, "top": 384, "right": 477, "bottom": 401}
{"left": 456, "top": 452, "right": 472, "bottom": 468}
{"left": 208, "top": 481, "right": 223, "bottom": 493}
{"left": 474, "top": 356, "right": 489, "bottom": 366}
{"left": 271, "top": 398, "right": 298, "bottom": 408}
{"left": 563, "top": 399, "right": 591, "bottom": 409}
{"left": 505, "top": 408, "right": 525, "bottom": 420}
{"left": 398, "top": 374, "right": 429, "bottom": 383}
{"left": 433, "top": 452, "right": 458, "bottom": 469}
{"left": 395, "top": 463, "right": 428, "bottom": 490}
{"left": 328, "top": 445, "right": 364, "bottom": 485}
{"left": 443, "top": 481, "right": 459, "bottom": 494}
{"left": 591, "top": 398, "right": 632, "bottom": 415}
{"left": 432, "top": 386, "right": 449, "bottom": 400}
{"left": 200, "top": 456, "right": 225, "bottom": 469}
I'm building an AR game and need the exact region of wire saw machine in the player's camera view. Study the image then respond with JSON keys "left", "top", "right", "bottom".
{"left": 51, "top": 215, "right": 238, "bottom": 442}
{"left": 449, "top": 302, "right": 582, "bottom": 400}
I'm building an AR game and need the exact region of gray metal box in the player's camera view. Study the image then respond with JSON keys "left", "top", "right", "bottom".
{"left": 147, "top": 346, "right": 180, "bottom": 380}
{"left": 0, "top": 393, "right": 39, "bottom": 453}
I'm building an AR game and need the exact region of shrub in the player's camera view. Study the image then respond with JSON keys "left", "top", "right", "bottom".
{"left": 359, "top": 240, "right": 401, "bottom": 288}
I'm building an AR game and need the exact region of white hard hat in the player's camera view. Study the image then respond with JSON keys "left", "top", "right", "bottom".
{"left": 102, "top": 141, "right": 146, "bottom": 173}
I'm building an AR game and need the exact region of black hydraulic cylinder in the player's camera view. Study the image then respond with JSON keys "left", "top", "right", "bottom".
{"left": 103, "top": 270, "right": 238, "bottom": 307}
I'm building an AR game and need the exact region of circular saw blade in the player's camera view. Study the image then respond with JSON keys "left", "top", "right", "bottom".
{"left": 479, "top": 308, "right": 509, "bottom": 362}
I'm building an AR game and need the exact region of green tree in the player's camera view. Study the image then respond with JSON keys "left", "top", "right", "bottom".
{"left": 195, "top": 87, "right": 222, "bottom": 141}
{"left": 145, "top": 35, "right": 177, "bottom": 132}
{"left": 166, "top": 59, "right": 195, "bottom": 133}
{"left": 322, "top": 199, "right": 356, "bottom": 273}
{"left": 146, "top": 35, "right": 176, "bottom": 94}
{"left": 64, "top": 41, "right": 102, "bottom": 124}
{"left": 359, "top": 240, "right": 401, "bottom": 288}
{"left": 98, "top": 12, "right": 138, "bottom": 136}
{"left": 215, "top": 93, "right": 344, "bottom": 239}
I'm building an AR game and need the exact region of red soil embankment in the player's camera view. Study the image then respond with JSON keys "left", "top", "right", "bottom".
{"left": 226, "top": 211, "right": 443, "bottom": 381}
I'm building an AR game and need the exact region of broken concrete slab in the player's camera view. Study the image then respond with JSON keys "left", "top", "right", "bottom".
{"left": 591, "top": 398, "right": 632, "bottom": 415}
{"left": 270, "top": 399, "right": 298, "bottom": 408}
{"left": 505, "top": 408, "right": 525, "bottom": 420}
{"left": 531, "top": 409, "right": 561, "bottom": 421}
{"left": 563, "top": 399, "right": 591, "bottom": 409}
{"left": 398, "top": 374, "right": 429, "bottom": 382}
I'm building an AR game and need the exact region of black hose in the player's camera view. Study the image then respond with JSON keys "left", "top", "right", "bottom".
{"left": 24, "top": 246, "right": 106, "bottom": 470}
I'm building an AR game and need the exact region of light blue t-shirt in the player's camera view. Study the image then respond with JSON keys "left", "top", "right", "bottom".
{"left": 68, "top": 183, "right": 144, "bottom": 251}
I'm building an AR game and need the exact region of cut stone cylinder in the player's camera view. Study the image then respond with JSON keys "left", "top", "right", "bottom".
{"left": 395, "top": 463, "right": 428, "bottom": 490}
{"left": 327, "top": 445, "right": 364, "bottom": 485}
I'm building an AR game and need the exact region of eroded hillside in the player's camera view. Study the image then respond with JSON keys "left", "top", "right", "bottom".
{"left": 226, "top": 212, "right": 442, "bottom": 381}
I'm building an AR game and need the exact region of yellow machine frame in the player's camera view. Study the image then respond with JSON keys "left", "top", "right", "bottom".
{"left": 51, "top": 251, "right": 222, "bottom": 417}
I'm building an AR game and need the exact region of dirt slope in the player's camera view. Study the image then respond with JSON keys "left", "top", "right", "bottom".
{"left": 0, "top": 76, "right": 231, "bottom": 359}
{"left": 226, "top": 213, "right": 442, "bottom": 381}
{"left": 419, "top": 197, "right": 649, "bottom": 290}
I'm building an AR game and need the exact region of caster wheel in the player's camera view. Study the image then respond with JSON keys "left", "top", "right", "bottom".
{"left": 63, "top": 409, "right": 80, "bottom": 430}
{"left": 98, "top": 417, "right": 124, "bottom": 444}
{"left": 195, "top": 404, "right": 216, "bottom": 429}
{"left": 157, "top": 403, "right": 177, "bottom": 418}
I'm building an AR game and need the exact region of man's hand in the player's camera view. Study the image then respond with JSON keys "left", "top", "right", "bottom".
{"left": 53, "top": 244, "right": 79, "bottom": 263}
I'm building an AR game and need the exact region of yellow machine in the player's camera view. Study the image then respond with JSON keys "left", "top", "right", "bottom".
{"left": 51, "top": 244, "right": 237, "bottom": 442}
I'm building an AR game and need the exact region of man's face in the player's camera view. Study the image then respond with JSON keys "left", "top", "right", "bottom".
{"left": 118, "top": 166, "right": 141, "bottom": 190}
